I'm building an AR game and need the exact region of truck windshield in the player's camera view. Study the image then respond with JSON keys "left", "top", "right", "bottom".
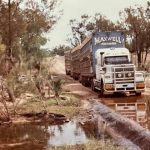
{"left": 104, "top": 56, "right": 129, "bottom": 65}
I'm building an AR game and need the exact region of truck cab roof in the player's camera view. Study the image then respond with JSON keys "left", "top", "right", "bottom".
{"left": 96, "top": 47, "right": 130, "bottom": 58}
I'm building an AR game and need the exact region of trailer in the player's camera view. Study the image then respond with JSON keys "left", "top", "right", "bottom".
{"left": 71, "top": 45, "right": 81, "bottom": 79}
{"left": 71, "top": 31, "right": 145, "bottom": 96}
{"left": 64, "top": 50, "right": 71, "bottom": 75}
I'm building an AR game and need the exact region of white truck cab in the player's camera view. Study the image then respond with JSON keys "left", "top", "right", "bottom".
{"left": 94, "top": 47, "right": 145, "bottom": 95}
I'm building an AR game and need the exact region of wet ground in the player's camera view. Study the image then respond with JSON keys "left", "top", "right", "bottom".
{"left": 0, "top": 120, "right": 105, "bottom": 150}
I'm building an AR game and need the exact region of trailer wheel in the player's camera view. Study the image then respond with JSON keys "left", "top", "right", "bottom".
{"left": 81, "top": 77, "right": 85, "bottom": 86}
{"left": 79, "top": 76, "right": 82, "bottom": 83}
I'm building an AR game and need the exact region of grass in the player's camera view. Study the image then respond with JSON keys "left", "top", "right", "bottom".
{"left": 48, "top": 139, "right": 126, "bottom": 150}
{"left": 18, "top": 92, "right": 82, "bottom": 118}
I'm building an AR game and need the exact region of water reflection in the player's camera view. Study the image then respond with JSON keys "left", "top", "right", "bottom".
{"left": 0, "top": 121, "right": 87, "bottom": 150}
{"left": 48, "top": 121, "right": 86, "bottom": 146}
{"left": 101, "top": 94, "right": 149, "bottom": 128}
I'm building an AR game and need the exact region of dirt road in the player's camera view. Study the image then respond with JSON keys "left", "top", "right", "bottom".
{"left": 63, "top": 82, "right": 98, "bottom": 99}
{"left": 46, "top": 55, "right": 66, "bottom": 75}
{"left": 63, "top": 75, "right": 150, "bottom": 101}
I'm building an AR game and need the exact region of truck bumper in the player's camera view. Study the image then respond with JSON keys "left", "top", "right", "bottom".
{"left": 104, "top": 82, "right": 145, "bottom": 94}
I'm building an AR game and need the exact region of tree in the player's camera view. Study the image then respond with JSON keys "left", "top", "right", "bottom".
{"left": 68, "top": 14, "right": 91, "bottom": 46}
{"left": 68, "top": 13, "right": 122, "bottom": 47}
{"left": 21, "top": 0, "right": 62, "bottom": 73}
{"left": 119, "top": 5, "right": 150, "bottom": 67}
{"left": 51, "top": 79, "right": 62, "bottom": 105}
{"left": 0, "top": 0, "right": 62, "bottom": 122}
{"left": 50, "top": 45, "right": 71, "bottom": 56}
{"left": 0, "top": 0, "right": 62, "bottom": 74}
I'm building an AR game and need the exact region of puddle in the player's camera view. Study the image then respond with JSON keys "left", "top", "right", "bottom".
{"left": 101, "top": 94, "right": 150, "bottom": 128}
{"left": 0, "top": 121, "right": 96, "bottom": 150}
{"left": 47, "top": 121, "right": 86, "bottom": 146}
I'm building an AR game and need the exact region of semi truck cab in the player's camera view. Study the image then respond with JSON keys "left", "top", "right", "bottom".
{"left": 94, "top": 47, "right": 145, "bottom": 95}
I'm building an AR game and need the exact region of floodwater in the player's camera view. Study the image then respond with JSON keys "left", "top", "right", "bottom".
{"left": 0, "top": 120, "right": 99, "bottom": 150}
{"left": 101, "top": 94, "right": 150, "bottom": 128}
{"left": 101, "top": 93, "right": 149, "bottom": 104}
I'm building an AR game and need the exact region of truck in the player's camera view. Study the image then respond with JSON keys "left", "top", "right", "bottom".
{"left": 71, "top": 31, "right": 145, "bottom": 96}
{"left": 70, "top": 44, "right": 81, "bottom": 79}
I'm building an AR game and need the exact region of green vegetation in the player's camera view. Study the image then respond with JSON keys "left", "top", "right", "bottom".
{"left": 0, "top": 0, "right": 62, "bottom": 120}
{"left": 18, "top": 92, "right": 81, "bottom": 118}
{"left": 50, "top": 45, "right": 71, "bottom": 56}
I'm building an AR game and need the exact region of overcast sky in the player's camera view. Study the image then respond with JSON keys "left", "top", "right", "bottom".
{"left": 45, "top": 0, "right": 148, "bottom": 50}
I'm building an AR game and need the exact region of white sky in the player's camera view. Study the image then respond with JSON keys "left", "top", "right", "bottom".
{"left": 45, "top": 0, "right": 148, "bottom": 50}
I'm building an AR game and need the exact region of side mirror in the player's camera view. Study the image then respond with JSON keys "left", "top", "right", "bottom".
{"left": 100, "top": 67, "right": 106, "bottom": 74}
{"left": 102, "top": 67, "right": 106, "bottom": 72}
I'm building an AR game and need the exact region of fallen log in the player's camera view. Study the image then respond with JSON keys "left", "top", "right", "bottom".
{"left": 20, "top": 111, "right": 68, "bottom": 124}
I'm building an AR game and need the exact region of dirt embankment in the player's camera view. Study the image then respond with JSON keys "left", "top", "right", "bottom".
{"left": 45, "top": 55, "right": 65, "bottom": 75}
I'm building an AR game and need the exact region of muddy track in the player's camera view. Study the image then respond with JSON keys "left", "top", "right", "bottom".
{"left": 63, "top": 76, "right": 150, "bottom": 150}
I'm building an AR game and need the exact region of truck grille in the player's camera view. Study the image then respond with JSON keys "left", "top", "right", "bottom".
{"left": 113, "top": 66, "right": 135, "bottom": 91}
{"left": 115, "top": 72, "right": 134, "bottom": 79}
{"left": 113, "top": 66, "right": 135, "bottom": 83}
{"left": 115, "top": 67, "right": 134, "bottom": 72}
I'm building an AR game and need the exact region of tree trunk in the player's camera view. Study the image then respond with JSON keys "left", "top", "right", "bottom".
{"left": 55, "top": 92, "right": 59, "bottom": 105}
{"left": 8, "top": 0, "right": 12, "bottom": 57}
{"left": 144, "top": 49, "right": 148, "bottom": 65}
{"left": 6, "top": 85, "right": 15, "bottom": 102}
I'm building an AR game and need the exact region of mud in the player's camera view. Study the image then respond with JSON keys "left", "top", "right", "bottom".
{"left": 0, "top": 111, "right": 68, "bottom": 126}
{"left": 20, "top": 111, "right": 68, "bottom": 124}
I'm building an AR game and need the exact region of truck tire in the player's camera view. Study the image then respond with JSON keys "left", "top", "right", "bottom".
{"left": 99, "top": 80, "right": 104, "bottom": 97}
{"left": 81, "top": 77, "right": 85, "bottom": 86}
{"left": 79, "top": 76, "right": 82, "bottom": 83}
{"left": 81, "top": 76, "right": 88, "bottom": 87}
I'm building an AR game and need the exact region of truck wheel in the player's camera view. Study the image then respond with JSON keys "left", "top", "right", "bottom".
{"left": 99, "top": 80, "right": 104, "bottom": 97}
{"left": 81, "top": 78, "right": 85, "bottom": 86}
{"left": 84, "top": 81, "right": 89, "bottom": 87}
{"left": 79, "top": 76, "right": 82, "bottom": 83}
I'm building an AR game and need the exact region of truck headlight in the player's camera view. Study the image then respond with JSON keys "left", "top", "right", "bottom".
{"left": 116, "top": 73, "right": 123, "bottom": 78}
{"left": 128, "top": 72, "right": 132, "bottom": 77}
{"left": 118, "top": 73, "right": 122, "bottom": 78}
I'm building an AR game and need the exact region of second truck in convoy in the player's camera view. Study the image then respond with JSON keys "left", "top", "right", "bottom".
{"left": 66, "top": 31, "right": 145, "bottom": 96}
